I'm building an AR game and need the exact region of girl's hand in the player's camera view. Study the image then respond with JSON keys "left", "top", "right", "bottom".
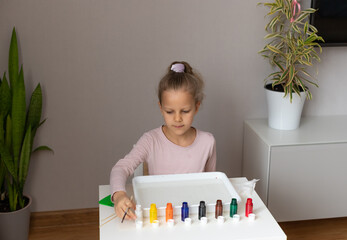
{"left": 112, "top": 191, "right": 136, "bottom": 221}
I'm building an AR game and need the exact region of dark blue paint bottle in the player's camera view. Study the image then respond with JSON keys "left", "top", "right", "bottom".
{"left": 181, "top": 202, "right": 189, "bottom": 221}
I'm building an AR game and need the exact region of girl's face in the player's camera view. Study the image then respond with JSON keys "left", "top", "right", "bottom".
{"left": 159, "top": 89, "right": 200, "bottom": 140}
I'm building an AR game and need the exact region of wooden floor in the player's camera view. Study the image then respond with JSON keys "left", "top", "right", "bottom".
{"left": 29, "top": 208, "right": 347, "bottom": 240}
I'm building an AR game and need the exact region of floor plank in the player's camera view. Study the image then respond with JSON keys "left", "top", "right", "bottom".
{"left": 279, "top": 217, "right": 347, "bottom": 240}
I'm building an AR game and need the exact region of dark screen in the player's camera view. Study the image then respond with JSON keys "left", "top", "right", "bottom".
{"left": 310, "top": 0, "right": 347, "bottom": 46}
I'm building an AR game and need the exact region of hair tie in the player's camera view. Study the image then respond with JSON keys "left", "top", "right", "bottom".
{"left": 171, "top": 63, "right": 185, "bottom": 73}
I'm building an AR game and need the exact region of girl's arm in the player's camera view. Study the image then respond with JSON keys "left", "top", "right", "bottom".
{"left": 204, "top": 137, "right": 217, "bottom": 172}
{"left": 110, "top": 133, "right": 152, "bottom": 219}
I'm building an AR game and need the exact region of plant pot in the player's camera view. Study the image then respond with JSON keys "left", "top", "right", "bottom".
{"left": 265, "top": 85, "right": 306, "bottom": 130}
{"left": 0, "top": 196, "right": 32, "bottom": 240}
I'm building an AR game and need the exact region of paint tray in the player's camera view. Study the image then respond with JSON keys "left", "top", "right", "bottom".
{"left": 132, "top": 172, "right": 241, "bottom": 217}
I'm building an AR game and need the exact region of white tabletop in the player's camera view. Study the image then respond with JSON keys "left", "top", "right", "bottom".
{"left": 245, "top": 115, "right": 347, "bottom": 146}
{"left": 99, "top": 178, "right": 286, "bottom": 240}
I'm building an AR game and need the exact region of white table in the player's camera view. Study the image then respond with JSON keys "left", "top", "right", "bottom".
{"left": 99, "top": 177, "right": 286, "bottom": 240}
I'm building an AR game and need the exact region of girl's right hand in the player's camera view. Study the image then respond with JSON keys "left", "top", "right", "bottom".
{"left": 112, "top": 191, "right": 136, "bottom": 221}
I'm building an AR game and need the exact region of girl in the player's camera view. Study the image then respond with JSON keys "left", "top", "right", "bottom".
{"left": 110, "top": 61, "right": 216, "bottom": 220}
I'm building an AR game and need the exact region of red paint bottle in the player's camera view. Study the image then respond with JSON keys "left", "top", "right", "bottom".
{"left": 245, "top": 198, "right": 253, "bottom": 217}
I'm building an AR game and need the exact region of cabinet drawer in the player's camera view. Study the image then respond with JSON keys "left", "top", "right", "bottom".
{"left": 268, "top": 143, "right": 347, "bottom": 221}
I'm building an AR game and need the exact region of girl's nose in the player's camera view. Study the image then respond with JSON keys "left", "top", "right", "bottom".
{"left": 174, "top": 113, "right": 182, "bottom": 122}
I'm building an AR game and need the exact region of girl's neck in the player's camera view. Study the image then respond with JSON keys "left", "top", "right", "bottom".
{"left": 162, "top": 125, "right": 196, "bottom": 147}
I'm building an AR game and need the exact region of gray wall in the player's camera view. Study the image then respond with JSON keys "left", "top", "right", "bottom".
{"left": 1, "top": 0, "right": 347, "bottom": 212}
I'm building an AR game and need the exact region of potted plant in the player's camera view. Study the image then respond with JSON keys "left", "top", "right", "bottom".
{"left": 259, "top": 0, "right": 324, "bottom": 130}
{"left": 0, "top": 27, "right": 52, "bottom": 240}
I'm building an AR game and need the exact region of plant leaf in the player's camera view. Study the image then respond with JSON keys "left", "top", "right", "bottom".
{"left": 0, "top": 74, "right": 11, "bottom": 118}
{"left": 8, "top": 27, "right": 18, "bottom": 91}
{"left": 33, "top": 145, "right": 54, "bottom": 153}
{"left": 11, "top": 66, "right": 26, "bottom": 173}
{"left": 18, "top": 125, "right": 31, "bottom": 190}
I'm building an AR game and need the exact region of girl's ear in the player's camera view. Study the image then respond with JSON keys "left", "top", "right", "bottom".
{"left": 158, "top": 101, "right": 163, "bottom": 111}
{"left": 195, "top": 102, "right": 201, "bottom": 113}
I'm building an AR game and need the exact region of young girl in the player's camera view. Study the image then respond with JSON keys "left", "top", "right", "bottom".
{"left": 110, "top": 61, "right": 216, "bottom": 220}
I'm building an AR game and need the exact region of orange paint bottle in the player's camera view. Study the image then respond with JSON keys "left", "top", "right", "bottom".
{"left": 166, "top": 203, "right": 173, "bottom": 222}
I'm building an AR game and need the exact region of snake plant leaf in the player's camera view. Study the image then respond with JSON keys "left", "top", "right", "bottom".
{"left": 0, "top": 74, "right": 11, "bottom": 118}
{"left": 33, "top": 145, "right": 54, "bottom": 153}
{"left": 0, "top": 144, "right": 17, "bottom": 181}
{"left": 0, "top": 159, "right": 6, "bottom": 192}
{"left": 11, "top": 66, "right": 26, "bottom": 171}
{"left": 18, "top": 125, "right": 31, "bottom": 190}
{"left": 27, "top": 84, "right": 42, "bottom": 131}
{"left": 9, "top": 27, "right": 18, "bottom": 91}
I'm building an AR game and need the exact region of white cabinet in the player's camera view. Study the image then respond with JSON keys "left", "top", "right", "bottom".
{"left": 242, "top": 116, "right": 347, "bottom": 222}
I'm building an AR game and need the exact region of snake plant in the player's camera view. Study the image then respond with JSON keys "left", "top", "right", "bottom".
{"left": 0, "top": 27, "right": 52, "bottom": 212}
{"left": 259, "top": 0, "right": 324, "bottom": 102}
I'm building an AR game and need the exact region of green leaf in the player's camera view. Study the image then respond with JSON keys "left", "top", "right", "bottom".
{"left": 8, "top": 27, "right": 18, "bottom": 91}
{"left": 11, "top": 66, "right": 26, "bottom": 172}
{"left": 33, "top": 145, "right": 54, "bottom": 153}
{"left": 18, "top": 125, "right": 31, "bottom": 190}
{"left": 267, "top": 44, "right": 282, "bottom": 54}
{"left": 0, "top": 145, "right": 16, "bottom": 181}
{"left": 273, "top": 59, "right": 284, "bottom": 71}
{"left": 27, "top": 84, "right": 42, "bottom": 130}
{"left": 0, "top": 74, "right": 11, "bottom": 118}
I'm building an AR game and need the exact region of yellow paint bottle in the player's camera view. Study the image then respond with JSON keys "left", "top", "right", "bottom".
{"left": 150, "top": 204, "right": 157, "bottom": 223}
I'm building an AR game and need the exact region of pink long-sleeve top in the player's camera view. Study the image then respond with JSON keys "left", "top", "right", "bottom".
{"left": 110, "top": 126, "right": 216, "bottom": 196}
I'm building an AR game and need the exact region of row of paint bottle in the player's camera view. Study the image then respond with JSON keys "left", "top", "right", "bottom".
{"left": 147, "top": 197, "right": 253, "bottom": 223}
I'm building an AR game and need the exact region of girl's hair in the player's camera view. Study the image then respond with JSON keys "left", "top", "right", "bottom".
{"left": 158, "top": 61, "right": 204, "bottom": 104}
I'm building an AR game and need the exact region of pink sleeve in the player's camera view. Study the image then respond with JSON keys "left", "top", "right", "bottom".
{"left": 110, "top": 133, "right": 151, "bottom": 196}
{"left": 204, "top": 137, "right": 216, "bottom": 172}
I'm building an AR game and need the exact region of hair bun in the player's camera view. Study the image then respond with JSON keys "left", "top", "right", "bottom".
{"left": 171, "top": 63, "right": 185, "bottom": 73}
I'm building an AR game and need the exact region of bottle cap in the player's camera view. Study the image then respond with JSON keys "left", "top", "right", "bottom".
{"left": 247, "top": 198, "right": 253, "bottom": 204}
{"left": 184, "top": 218, "right": 192, "bottom": 226}
{"left": 216, "top": 199, "right": 222, "bottom": 206}
{"left": 182, "top": 202, "right": 188, "bottom": 208}
{"left": 199, "top": 201, "right": 206, "bottom": 207}
{"left": 248, "top": 213, "right": 256, "bottom": 221}
{"left": 233, "top": 214, "right": 240, "bottom": 222}
{"left": 217, "top": 216, "right": 225, "bottom": 224}
{"left": 231, "top": 198, "right": 237, "bottom": 205}
{"left": 135, "top": 220, "right": 143, "bottom": 229}
{"left": 167, "top": 203, "right": 173, "bottom": 209}
{"left": 152, "top": 220, "right": 159, "bottom": 228}
{"left": 167, "top": 219, "right": 175, "bottom": 227}
{"left": 200, "top": 217, "right": 208, "bottom": 224}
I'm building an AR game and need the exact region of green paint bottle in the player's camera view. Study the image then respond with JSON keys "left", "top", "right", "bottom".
{"left": 230, "top": 198, "right": 238, "bottom": 217}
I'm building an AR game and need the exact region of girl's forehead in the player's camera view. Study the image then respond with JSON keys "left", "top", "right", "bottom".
{"left": 161, "top": 89, "right": 195, "bottom": 106}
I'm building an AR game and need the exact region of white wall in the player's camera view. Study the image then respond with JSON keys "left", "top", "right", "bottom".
{"left": 1, "top": 0, "right": 346, "bottom": 212}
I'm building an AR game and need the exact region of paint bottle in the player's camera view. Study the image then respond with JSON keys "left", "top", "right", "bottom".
{"left": 215, "top": 200, "right": 223, "bottom": 219}
{"left": 181, "top": 202, "right": 189, "bottom": 221}
{"left": 245, "top": 198, "right": 253, "bottom": 217}
{"left": 230, "top": 198, "right": 238, "bottom": 217}
{"left": 150, "top": 203, "right": 157, "bottom": 223}
{"left": 166, "top": 203, "right": 173, "bottom": 222}
{"left": 135, "top": 204, "right": 143, "bottom": 221}
{"left": 198, "top": 201, "right": 206, "bottom": 220}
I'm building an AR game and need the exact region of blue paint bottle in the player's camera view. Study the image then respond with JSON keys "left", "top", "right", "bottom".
{"left": 181, "top": 202, "right": 189, "bottom": 221}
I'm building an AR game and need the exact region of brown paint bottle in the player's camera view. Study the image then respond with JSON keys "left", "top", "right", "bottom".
{"left": 215, "top": 199, "right": 223, "bottom": 219}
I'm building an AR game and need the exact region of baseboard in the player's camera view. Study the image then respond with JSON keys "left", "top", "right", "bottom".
{"left": 30, "top": 208, "right": 99, "bottom": 228}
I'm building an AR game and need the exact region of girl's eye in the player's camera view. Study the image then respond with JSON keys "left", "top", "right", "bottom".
{"left": 182, "top": 110, "right": 190, "bottom": 114}
{"left": 166, "top": 111, "right": 173, "bottom": 114}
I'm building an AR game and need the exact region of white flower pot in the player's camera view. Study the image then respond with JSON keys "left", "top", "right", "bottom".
{"left": 265, "top": 86, "right": 306, "bottom": 130}
{"left": 0, "top": 196, "right": 32, "bottom": 240}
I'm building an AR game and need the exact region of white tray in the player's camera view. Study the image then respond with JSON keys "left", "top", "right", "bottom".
{"left": 132, "top": 172, "right": 241, "bottom": 217}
